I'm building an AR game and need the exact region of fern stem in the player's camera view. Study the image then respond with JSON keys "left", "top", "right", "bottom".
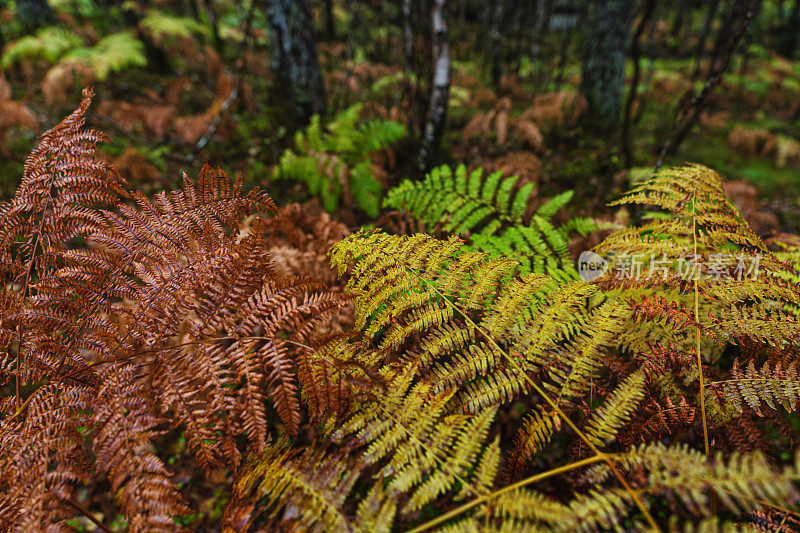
{"left": 413, "top": 268, "right": 660, "bottom": 530}
{"left": 63, "top": 498, "right": 112, "bottom": 533}
{"left": 718, "top": 489, "right": 800, "bottom": 522}
{"left": 692, "top": 199, "right": 711, "bottom": 457}
{"left": 16, "top": 226, "right": 44, "bottom": 410}
{"left": 406, "top": 454, "right": 610, "bottom": 533}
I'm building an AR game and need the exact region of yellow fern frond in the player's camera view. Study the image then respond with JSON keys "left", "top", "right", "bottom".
{"left": 235, "top": 439, "right": 357, "bottom": 532}
{"left": 585, "top": 371, "right": 647, "bottom": 447}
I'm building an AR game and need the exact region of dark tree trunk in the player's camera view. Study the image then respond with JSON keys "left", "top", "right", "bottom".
{"left": 657, "top": 0, "right": 753, "bottom": 165}
{"left": 622, "top": 0, "right": 657, "bottom": 167}
{"left": 580, "top": 0, "right": 637, "bottom": 129}
{"left": 490, "top": 1, "right": 504, "bottom": 88}
{"left": 15, "top": 0, "right": 54, "bottom": 33}
{"left": 121, "top": 1, "right": 172, "bottom": 74}
{"left": 709, "top": 0, "right": 750, "bottom": 72}
{"left": 779, "top": 0, "right": 800, "bottom": 56}
{"left": 670, "top": 0, "right": 688, "bottom": 38}
{"left": 265, "top": 0, "right": 327, "bottom": 125}
{"left": 529, "top": 0, "right": 551, "bottom": 68}
{"left": 323, "top": 0, "right": 336, "bottom": 40}
{"left": 418, "top": 0, "right": 450, "bottom": 175}
{"left": 402, "top": 0, "right": 414, "bottom": 71}
{"left": 202, "top": 0, "right": 223, "bottom": 53}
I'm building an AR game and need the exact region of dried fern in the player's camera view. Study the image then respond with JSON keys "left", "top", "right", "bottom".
{"left": 0, "top": 90, "right": 357, "bottom": 530}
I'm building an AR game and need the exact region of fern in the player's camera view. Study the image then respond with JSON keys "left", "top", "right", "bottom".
{"left": 584, "top": 370, "right": 647, "bottom": 447}
{"left": 1, "top": 28, "right": 146, "bottom": 83}
{"left": 588, "top": 442, "right": 800, "bottom": 517}
{"left": 711, "top": 358, "right": 800, "bottom": 415}
{"left": 0, "top": 27, "right": 84, "bottom": 68}
{"left": 272, "top": 104, "right": 406, "bottom": 217}
{"left": 60, "top": 32, "right": 147, "bottom": 82}
{"left": 140, "top": 9, "right": 211, "bottom": 43}
{"left": 445, "top": 443, "right": 800, "bottom": 531}
{"left": 234, "top": 439, "right": 358, "bottom": 532}
{"left": 0, "top": 91, "right": 357, "bottom": 530}
{"left": 6, "top": 94, "right": 800, "bottom": 531}
{"left": 385, "top": 164, "right": 611, "bottom": 280}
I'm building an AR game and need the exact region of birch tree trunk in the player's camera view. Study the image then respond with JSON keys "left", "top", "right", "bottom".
{"left": 418, "top": 0, "right": 450, "bottom": 174}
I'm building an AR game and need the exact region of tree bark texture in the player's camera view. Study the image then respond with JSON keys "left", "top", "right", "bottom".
{"left": 402, "top": 0, "right": 414, "bottom": 71}
{"left": 530, "top": 0, "right": 551, "bottom": 67}
{"left": 418, "top": 0, "right": 450, "bottom": 174}
{"left": 265, "top": 0, "right": 327, "bottom": 124}
{"left": 15, "top": 0, "right": 54, "bottom": 33}
{"left": 490, "top": 0, "right": 505, "bottom": 88}
{"left": 580, "top": 0, "right": 637, "bottom": 129}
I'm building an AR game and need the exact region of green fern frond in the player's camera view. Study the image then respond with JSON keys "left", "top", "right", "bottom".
{"left": 140, "top": 9, "right": 210, "bottom": 42}
{"left": 597, "top": 165, "right": 779, "bottom": 272}
{"left": 1, "top": 27, "right": 84, "bottom": 68}
{"left": 455, "top": 367, "right": 531, "bottom": 414}
{"left": 534, "top": 190, "right": 574, "bottom": 219}
{"left": 384, "top": 164, "right": 534, "bottom": 235}
{"left": 548, "top": 301, "right": 630, "bottom": 404}
{"left": 386, "top": 164, "right": 605, "bottom": 279}
{"left": 329, "top": 231, "right": 515, "bottom": 353}
{"left": 588, "top": 442, "right": 800, "bottom": 517}
{"left": 61, "top": 32, "right": 146, "bottom": 81}
{"left": 450, "top": 486, "right": 636, "bottom": 532}
{"left": 512, "top": 406, "right": 558, "bottom": 464}
{"left": 273, "top": 105, "right": 405, "bottom": 217}
{"left": 354, "top": 483, "right": 397, "bottom": 533}
{"left": 332, "top": 371, "right": 498, "bottom": 514}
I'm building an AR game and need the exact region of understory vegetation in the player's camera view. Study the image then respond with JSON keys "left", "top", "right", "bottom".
{"left": 3, "top": 1, "right": 800, "bottom": 532}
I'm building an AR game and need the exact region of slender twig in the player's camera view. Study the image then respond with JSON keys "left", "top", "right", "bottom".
{"left": 622, "top": 0, "right": 656, "bottom": 168}
{"left": 63, "top": 498, "right": 112, "bottom": 533}
{"left": 656, "top": 1, "right": 753, "bottom": 168}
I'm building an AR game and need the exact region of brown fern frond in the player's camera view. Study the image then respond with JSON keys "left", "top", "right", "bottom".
{"left": 92, "top": 364, "right": 192, "bottom": 532}
{"left": 1, "top": 92, "right": 357, "bottom": 530}
{"left": 258, "top": 201, "right": 350, "bottom": 285}
{"left": 624, "top": 396, "right": 696, "bottom": 444}
{"left": 0, "top": 383, "right": 91, "bottom": 530}
{"left": 0, "top": 87, "right": 126, "bottom": 387}
{"left": 505, "top": 405, "right": 559, "bottom": 480}
{"left": 711, "top": 358, "right": 800, "bottom": 415}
